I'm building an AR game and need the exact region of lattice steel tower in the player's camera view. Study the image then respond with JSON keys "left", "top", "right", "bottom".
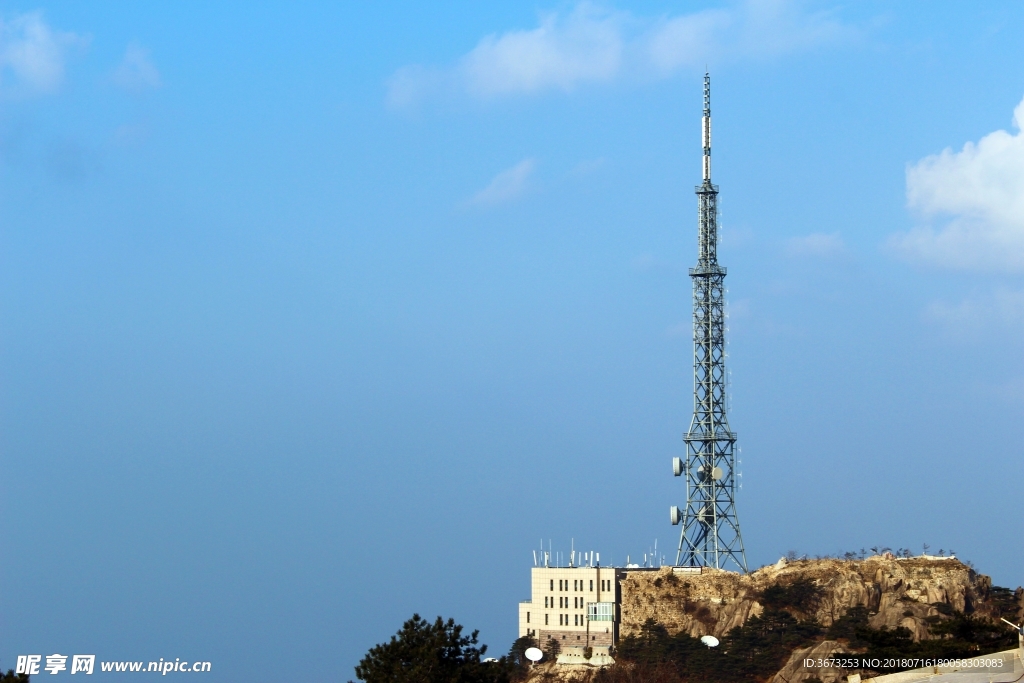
{"left": 670, "top": 74, "right": 748, "bottom": 572}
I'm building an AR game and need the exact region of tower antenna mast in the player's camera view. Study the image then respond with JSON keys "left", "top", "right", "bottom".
{"left": 671, "top": 73, "right": 748, "bottom": 572}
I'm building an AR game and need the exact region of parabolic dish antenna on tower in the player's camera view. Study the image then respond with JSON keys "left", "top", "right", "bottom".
{"left": 700, "top": 635, "right": 720, "bottom": 648}
{"left": 524, "top": 647, "right": 544, "bottom": 662}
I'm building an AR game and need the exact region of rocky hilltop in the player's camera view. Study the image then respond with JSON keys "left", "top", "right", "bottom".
{"left": 522, "top": 556, "right": 1021, "bottom": 683}
{"left": 620, "top": 555, "right": 1018, "bottom": 642}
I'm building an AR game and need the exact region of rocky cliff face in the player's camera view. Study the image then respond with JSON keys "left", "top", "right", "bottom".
{"left": 619, "top": 556, "right": 1020, "bottom": 643}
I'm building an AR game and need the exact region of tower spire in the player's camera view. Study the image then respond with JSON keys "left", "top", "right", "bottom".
{"left": 702, "top": 72, "right": 711, "bottom": 182}
{"left": 671, "top": 74, "right": 748, "bottom": 573}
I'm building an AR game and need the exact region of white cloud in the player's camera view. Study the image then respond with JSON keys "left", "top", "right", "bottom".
{"left": 646, "top": 10, "right": 732, "bottom": 75}
{"left": 923, "top": 288, "right": 1024, "bottom": 337}
{"left": 630, "top": 252, "right": 659, "bottom": 270}
{"left": 388, "top": 0, "right": 857, "bottom": 106}
{"left": 386, "top": 64, "right": 446, "bottom": 108}
{"left": 785, "top": 231, "right": 845, "bottom": 258}
{"left": 111, "top": 122, "right": 150, "bottom": 147}
{"left": 466, "top": 159, "right": 535, "bottom": 206}
{"left": 112, "top": 41, "right": 161, "bottom": 92}
{"left": 891, "top": 95, "right": 1024, "bottom": 272}
{"left": 462, "top": 4, "right": 624, "bottom": 97}
{"left": 569, "top": 157, "right": 607, "bottom": 176}
{"left": 0, "top": 11, "right": 84, "bottom": 95}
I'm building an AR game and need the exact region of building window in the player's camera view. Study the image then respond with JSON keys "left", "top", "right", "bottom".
{"left": 545, "top": 614, "right": 548, "bottom": 625}
{"left": 587, "top": 602, "right": 615, "bottom": 622}
{"left": 527, "top": 612, "right": 530, "bottom": 623}
{"left": 590, "top": 580, "right": 594, "bottom": 591}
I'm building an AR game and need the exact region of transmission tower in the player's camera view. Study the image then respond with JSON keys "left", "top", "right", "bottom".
{"left": 670, "top": 74, "right": 748, "bottom": 573}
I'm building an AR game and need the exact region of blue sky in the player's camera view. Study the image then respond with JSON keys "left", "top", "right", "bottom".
{"left": 2, "top": 1, "right": 1024, "bottom": 680}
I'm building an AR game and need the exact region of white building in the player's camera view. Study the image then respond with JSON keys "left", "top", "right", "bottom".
{"left": 518, "top": 566, "right": 624, "bottom": 648}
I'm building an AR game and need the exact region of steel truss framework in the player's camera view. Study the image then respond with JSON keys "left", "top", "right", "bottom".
{"left": 672, "top": 74, "right": 748, "bottom": 573}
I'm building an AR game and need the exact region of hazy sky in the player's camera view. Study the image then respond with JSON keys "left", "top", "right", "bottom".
{"left": 2, "top": 1, "right": 1024, "bottom": 680}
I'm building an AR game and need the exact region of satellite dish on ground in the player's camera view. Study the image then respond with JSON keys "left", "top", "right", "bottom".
{"left": 700, "top": 635, "right": 720, "bottom": 648}
{"left": 525, "top": 647, "right": 544, "bottom": 663}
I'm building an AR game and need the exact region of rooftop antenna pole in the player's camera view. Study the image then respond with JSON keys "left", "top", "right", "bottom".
{"left": 671, "top": 72, "right": 748, "bottom": 573}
